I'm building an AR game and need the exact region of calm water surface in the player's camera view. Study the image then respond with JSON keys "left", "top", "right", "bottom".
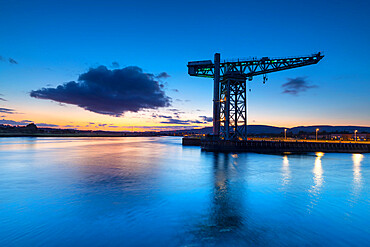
{"left": 0, "top": 137, "right": 369, "bottom": 246}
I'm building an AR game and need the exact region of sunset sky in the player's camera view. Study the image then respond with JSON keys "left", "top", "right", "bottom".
{"left": 1, "top": 0, "right": 369, "bottom": 131}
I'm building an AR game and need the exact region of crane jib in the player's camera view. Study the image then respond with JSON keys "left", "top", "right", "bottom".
{"left": 187, "top": 53, "right": 324, "bottom": 79}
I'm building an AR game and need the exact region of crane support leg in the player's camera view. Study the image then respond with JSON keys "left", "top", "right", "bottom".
{"left": 213, "top": 53, "right": 220, "bottom": 136}
{"left": 220, "top": 74, "right": 247, "bottom": 140}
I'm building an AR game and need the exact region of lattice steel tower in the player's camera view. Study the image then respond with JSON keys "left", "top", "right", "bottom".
{"left": 188, "top": 52, "right": 324, "bottom": 140}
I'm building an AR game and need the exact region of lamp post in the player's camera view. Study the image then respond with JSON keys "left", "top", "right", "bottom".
{"left": 355, "top": 130, "right": 358, "bottom": 142}
{"left": 284, "top": 129, "right": 287, "bottom": 140}
{"left": 316, "top": 128, "right": 319, "bottom": 141}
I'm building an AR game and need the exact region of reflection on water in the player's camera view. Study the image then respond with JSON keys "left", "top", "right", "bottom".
{"left": 308, "top": 152, "right": 325, "bottom": 210}
{"left": 210, "top": 154, "right": 243, "bottom": 231}
{"left": 281, "top": 155, "right": 291, "bottom": 187}
{"left": 0, "top": 137, "right": 369, "bottom": 246}
{"left": 352, "top": 154, "right": 363, "bottom": 197}
{"left": 193, "top": 153, "right": 245, "bottom": 244}
{"left": 311, "top": 152, "right": 324, "bottom": 194}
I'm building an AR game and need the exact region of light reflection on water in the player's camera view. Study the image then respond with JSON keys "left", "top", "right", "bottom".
{"left": 311, "top": 152, "right": 325, "bottom": 195}
{"left": 352, "top": 154, "right": 363, "bottom": 199}
{"left": 0, "top": 137, "right": 369, "bottom": 246}
{"left": 281, "top": 155, "right": 290, "bottom": 186}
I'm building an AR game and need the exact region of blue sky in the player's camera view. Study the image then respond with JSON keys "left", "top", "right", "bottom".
{"left": 0, "top": 0, "right": 369, "bottom": 130}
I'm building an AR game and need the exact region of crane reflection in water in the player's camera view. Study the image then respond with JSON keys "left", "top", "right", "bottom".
{"left": 191, "top": 152, "right": 264, "bottom": 245}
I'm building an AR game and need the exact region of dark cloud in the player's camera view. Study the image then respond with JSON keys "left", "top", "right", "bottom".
{"left": 156, "top": 72, "right": 170, "bottom": 79}
{"left": 8, "top": 58, "right": 18, "bottom": 64}
{"left": 89, "top": 122, "right": 95, "bottom": 125}
{"left": 109, "top": 125, "right": 119, "bottom": 128}
{"left": 281, "top": 77, "right": 317, "bottom": 95}
{"left": 111, "top": 61, "right": 120, "bottom": 68}
{"left": 199, "top": 116, "right": 212, "bottom": 122}
{"left": 30, "top": 66, "right": 171, "bottom": 116}
{"left": 98, "top": 124, "right": 107, "bottom": 127}
{"left": 0, "top": 107, "right": 16, "bottom": 114}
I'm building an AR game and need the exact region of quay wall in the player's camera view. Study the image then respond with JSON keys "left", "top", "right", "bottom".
{"left": 200, "top": 140, "right": 370, "bottom": 153}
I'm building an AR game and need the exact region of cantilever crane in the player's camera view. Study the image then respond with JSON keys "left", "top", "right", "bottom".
{"left": 187, "top": 52, "right": 324, "bottom": 140}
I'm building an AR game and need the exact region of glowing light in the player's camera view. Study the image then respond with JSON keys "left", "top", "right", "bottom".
{"left": 316, "top": 152, "right": 324, "bottom": 157}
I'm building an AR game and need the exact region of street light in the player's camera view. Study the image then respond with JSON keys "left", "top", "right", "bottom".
{"left": 355, "top": 130, "right": 358, "bottom": 142}
{"left": 284, "top": 129, "right": 287, "bottom": 140}
{"left": 316, "top": 128, "right": 319, "bottom": 141}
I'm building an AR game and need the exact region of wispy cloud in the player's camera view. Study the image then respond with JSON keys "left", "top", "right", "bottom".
{"left": 0, "top": 93, "right": 6, "bottom": 101}
{"left": 8, "top": 58, "right": 18, "bottom": 64}
{"left": 0, "top": 118, "right": 58, "bottom": 127}
{"left": 156, "top": 72, "right": 170, "bottom": 79}
{"left": 199, "top": 116, "right": 212, "bottom": 122}
{"left": 281, "top": 77, "right": 317, "bottom": 95}
{"left": 160, "top": 119, "right": 192, "bottom": 125}
{"left": 159, "top": 115, "right": 212, "bottom": 125}
{"left": 111, "top": 61, "right": 119, "bottom": 68}
{"left": 0, "top": 107, "right": 16, "bottom": 114}
{"left": 0, "top": 56, "right": 18, "bottom": 64}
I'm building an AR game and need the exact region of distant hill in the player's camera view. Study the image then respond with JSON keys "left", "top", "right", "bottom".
{"left": 1, "top": 122, "right": 369, "bottom": 137}
{"left": 247, "top": 125, "right": 285, "bottom": 134}
{"left": 289, "top": 125, "right": 370, "bottom": 134}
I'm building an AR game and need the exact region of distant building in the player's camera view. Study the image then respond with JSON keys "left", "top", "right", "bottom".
{"left": 331, "top": 133, "right": 369, "bottom": 141}
{"left": 330, "top": 134, "right": 352, "bottom": 140}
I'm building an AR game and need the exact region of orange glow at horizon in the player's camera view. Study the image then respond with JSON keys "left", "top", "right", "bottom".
{"left": 2, "top": 101, "right": 369, "bottom": 132}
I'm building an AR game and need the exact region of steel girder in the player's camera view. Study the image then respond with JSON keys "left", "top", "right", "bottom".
{"left": 188, "top": 53, "right": 324, "bottom": 79}
{"left": 219, "top": 74, "right": 247, "bottom": 140}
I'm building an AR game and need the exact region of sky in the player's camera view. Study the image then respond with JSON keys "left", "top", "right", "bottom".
{"left": 0, "top": 0, "right": 369, "bottom": 131}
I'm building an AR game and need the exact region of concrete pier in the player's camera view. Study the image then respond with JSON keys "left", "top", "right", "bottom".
{"left": 182, "top": 137, "right": 370, "bottom": 153}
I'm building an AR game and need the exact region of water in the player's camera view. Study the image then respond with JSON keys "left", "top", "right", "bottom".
{"left": 0, "top": 137, "right": 369, "bottom": 246}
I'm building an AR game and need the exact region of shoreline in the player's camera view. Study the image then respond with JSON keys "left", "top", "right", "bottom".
{"left": 0, "top": 133, "right": 176, "bottom": 138}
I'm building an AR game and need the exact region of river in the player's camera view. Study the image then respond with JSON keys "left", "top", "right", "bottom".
{"left": 0, "top": 137, "right": 369, "bottom": 246}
